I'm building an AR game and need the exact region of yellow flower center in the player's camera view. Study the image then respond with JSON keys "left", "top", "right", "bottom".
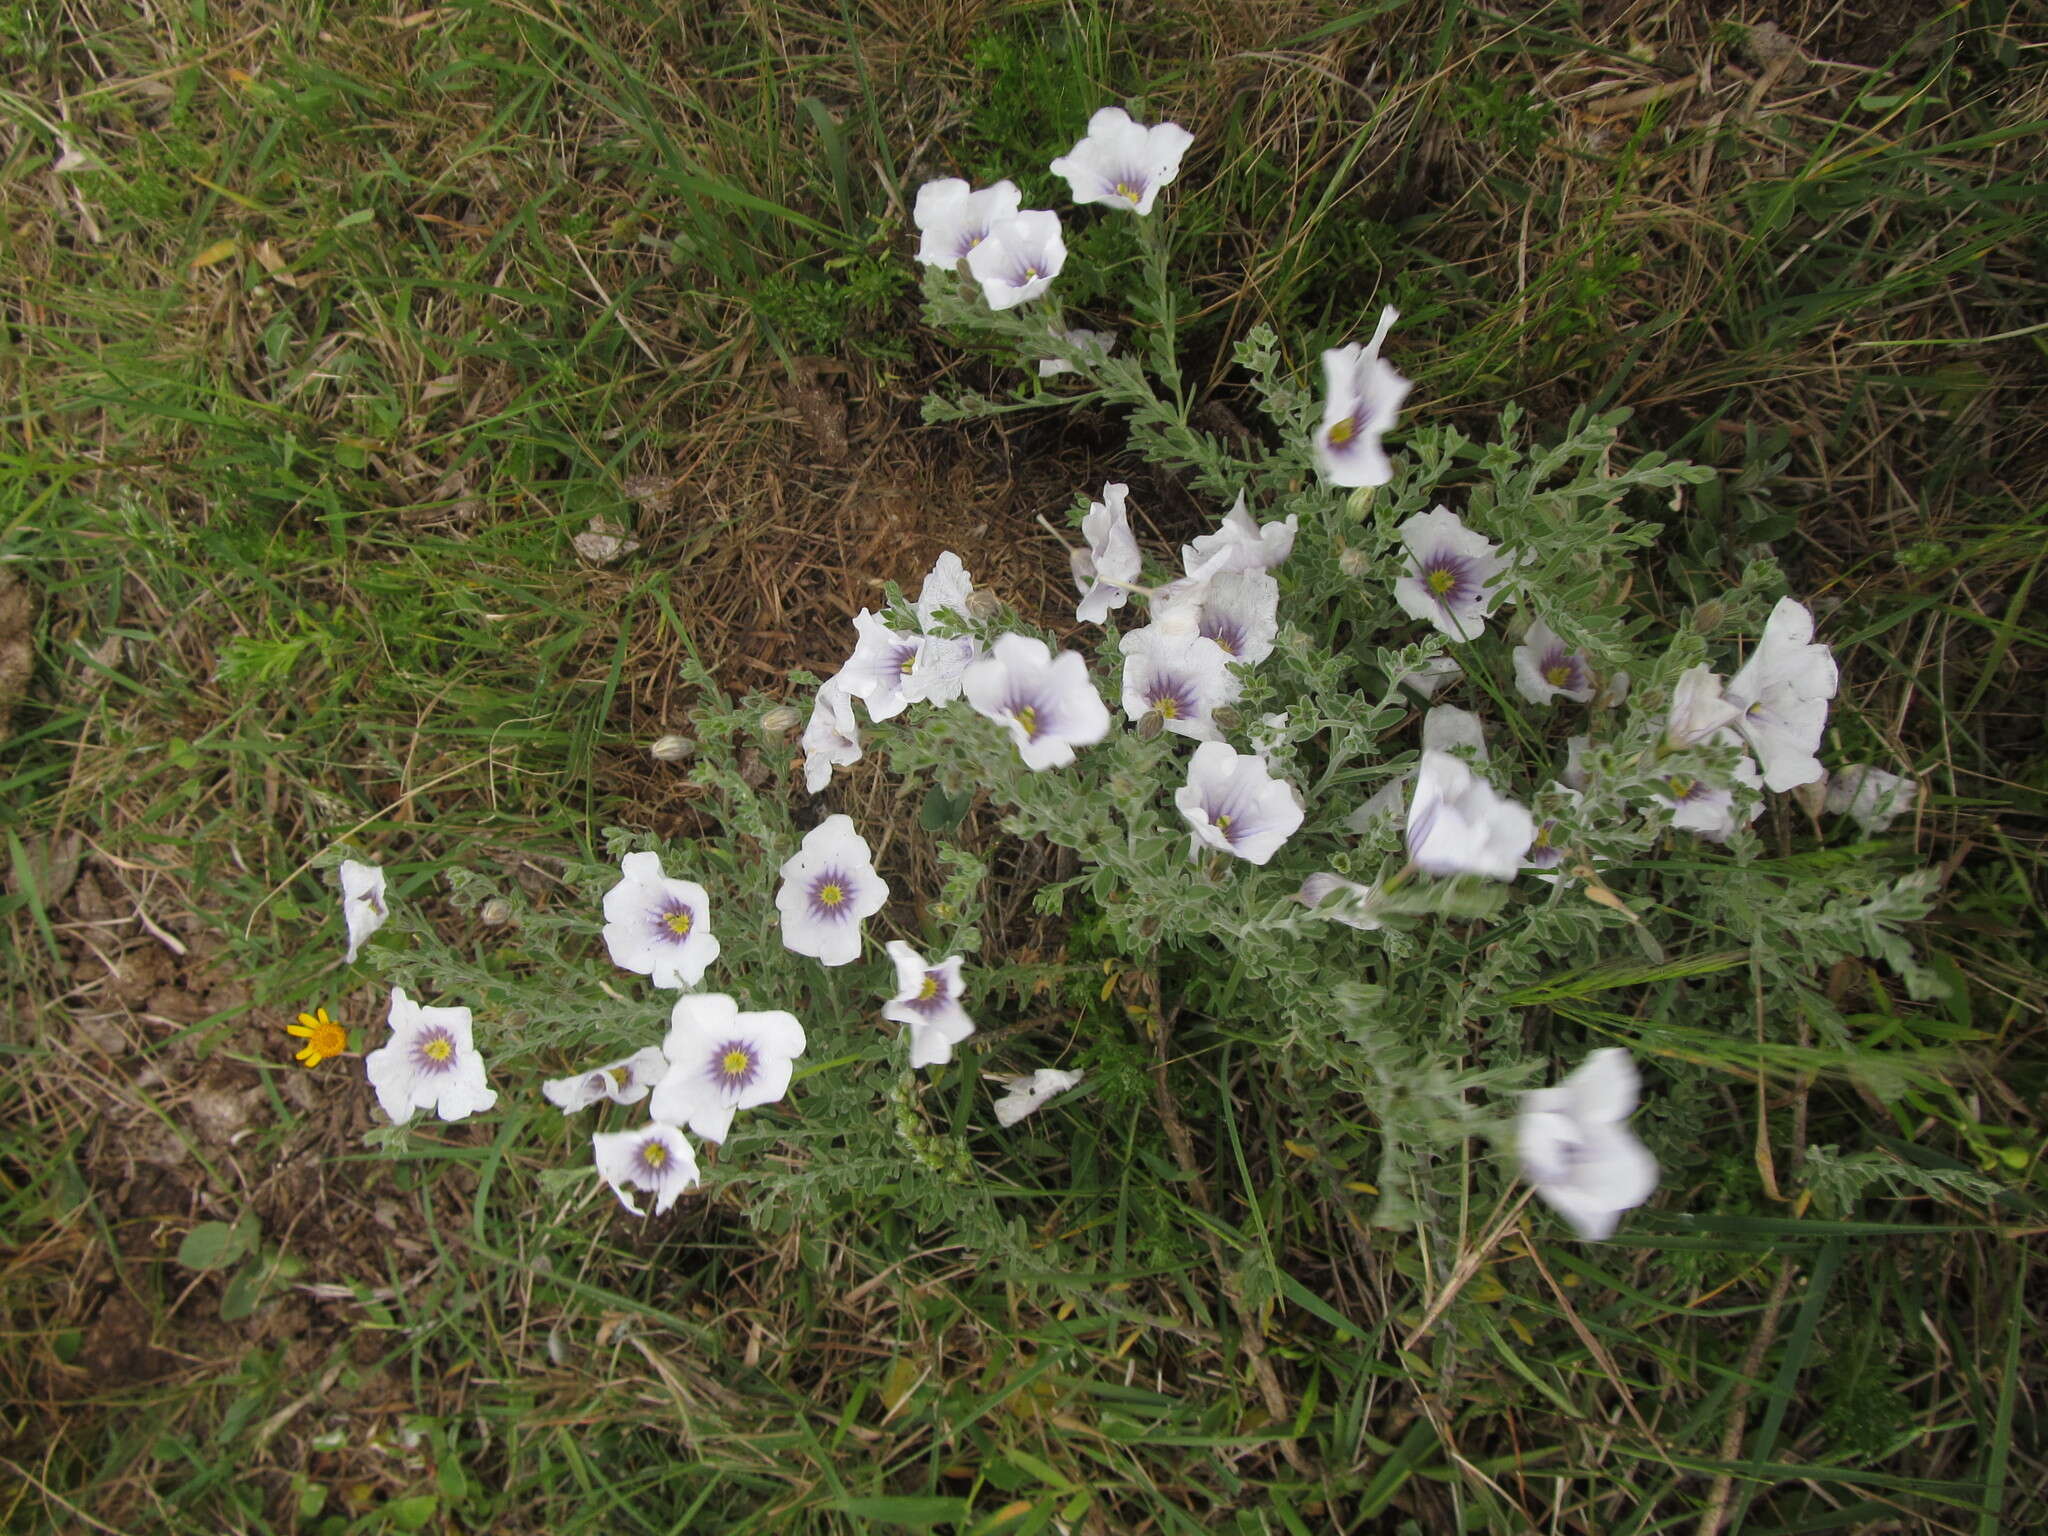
{"left": 1326, "top": 417, "right": 1355, "bottom": 446}
{"left": 1545, "top": 662, "right": 1575, "bottom": 687}
{"left": 722, "top": 1048, "right": 752, "bottom": 1077}
{"left": 287, "top": 1008, "right": 348, "bottom": 1067}
{"left": 424, "top": 1036, "right": 453, "bottom": 1063}
{"left": 1116, "top": 181, "right": 1141, "bottom": 202}
{"left": 643, "top": 1141, "right": 668, "bottom": 1168}
{"left": 606, "top": 1065, "right": 632, "bottom": 1089}
{"left": 1214, "top": 813, "right": 1232, "bottom": 830}
{"left": 1666, "top": 776, "right": 1696, "bottom": 800}
{"left": 1426, "top": 567, "right": 1458, "bottom": 596}
{"left": 818, "top": 883, "right": 844, "bottom": 907}
{"left": 917, "top": 975, "right": 940, "bottom": 1001}
{"left": 1156, "top": 697, "right": 1179, "bottom": 720}
{"left": 665, "top": 909, "right": 693, "bottom": 936}
{"left": 1014, "top": 705, "right": 1038, "bottom": 738}
{"left": 899, "top": 653, "right": 917, "bottom": 675}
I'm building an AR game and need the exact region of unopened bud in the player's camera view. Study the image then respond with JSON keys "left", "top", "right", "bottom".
{"left": 1210, "top": 706, "right": 1242, "bottom": 733}
{"left": 1790, "top": 776, "right": 1829, "bottom": 820}
{"left": 760, "top": 706, "right": 802, "bottom": 735}
{"left": 649, "top": 733, "right": 695, "bottom": 762}
{"left": 1344, "top": 485, "right": 1376, "bottom": 520}
{"left": 1693, "top": 600, "right": 1726, "bottom": 636}
{"left": 1136, "top": 709, "right": 1165, "bottom": 741}
{"left": 1337, "top": 546, "right": 1372, "bottom": 578}
{"left": 479, "top": 897, "right": 513, "bottom": 927}
{"left": 964, "top": 588, "right": 1002, "bottom": 623}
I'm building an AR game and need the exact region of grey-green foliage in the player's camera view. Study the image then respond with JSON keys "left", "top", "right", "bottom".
{"left": 355, "top": 191, "right": 1950, "bottom": 1288}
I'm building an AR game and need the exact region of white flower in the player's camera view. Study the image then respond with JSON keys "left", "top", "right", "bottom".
{"left": 591, "top": 1122, "right": 700, "bottom": 1216}
{"left": 1345, "top": 775, "right": 1412, "bottom": 834}
{"left": 965, "top": 210, "right": 1065, "bottom": 310}
{"left": 648, "top": 992, "right": 806, "bottom": 1145}
{"left": 1406, "top": 750, "right": 1534, "bottom": 879}
{"left": 1181, "top": 491, "right": 1296, "bottom": 575}
{"left": 1513, "top": 619, "right": 1597, "bottom": 705}
{"left": 1296, "top": 873, "right": 1383, "bottom": 931}
{"left": 1074, "top": 482, "right": 1142, "bottom": 623}
{"left": 801, "top": 679, "right": 862, "bottom": 795}
{"left": 600, "top": 852, "right": 721, "bottom": 989}
{"left": 900, "top": 552, "right": 984, "bottom": 707}
{"left": 913, "top": 177, "right": 1022, "bottom": 266}
{"left": 1038, "top": 328, "right": 1116, "bottom": 377}
{"left": 543, "top": 1046, "right": 670, "bottom": 1113}
{"left": 1313, "top": 307, "right": 1411, "bottom": 488}
{"left": 1561, "top": 734, "right": 1592, "bottom": 791}
{"left": 1186, "top": 570, "right": 1280, "bottom": 666}
{"left": 1392, "top": 655, "right": 1462, "bottom": 701}
{"left": 1825, "top": 764, "right": 1919, "bottom": 834}
{"left": 1651, "top": 737, "right": 1763, "bottom": 842}
{"left": 339, "top": 859, "right": 388, "bottom": 963}
{"left": 775, "top": 814, "right": 888, "bottom": 966}
{"left": 1120, "top": 628, "right": 1239, "bottom": 742}
{"left": 1174, "top": 741, "right": 1304, "bottom": 865}
{"left": 1517, "top": 1049, "right": 1659, "bottom": 1241}
{"left": 364, "top": 987, "right": 497, "bottom": 1126}
{"left": 1422, "top": 703, "right": 1489, "bottom": 762}
{"left": 1724, "top": 597, "right": 1838, "bottom": 792}
{"left": 1392, "top": 506, "right": 1509, "bottom": 640}
{"left": 883, "top": 941, "right": 976, "bottom": 1068}
{"left": 993, "top": 1068, "right": 1085, "bottom": 1127}
{"left": 962, "top": 634, "right": 1112, "bottom": 770}
{"left": 1523, "top": 784, "right": 1583, "bottom": 876}
{"left": 1048, "top": 107, "right": 1193, "bottom": 215}
{"left": 836, "top": 609, "right": 923, "bottom": 722}
{"left": 1665, "top": 665, "right": 1740, "bottom": 748}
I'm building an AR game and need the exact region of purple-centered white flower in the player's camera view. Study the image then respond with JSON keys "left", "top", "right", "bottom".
{"left": 1182, "top": 491, "right": 1296, "bottom": 575}
{"left": 1038, "top": 328, "right": 1116, "bottom": 378}
{"left": 801, "top": 678, "right": 861, "bottom": 795}
{"left": 883, "top": 941, "right": 976, "bottom": 1069}
{"left": 648, "top": 992, "right": 806, "bottom": 1145}
{"left": 364, "top": 987, "right": 497, "bottom": 1126}
{"left": 775, "top": 814, "right": 887, "bottom": 966}
{"left": 837, "top": 609, "right": 923, "bottom": 722}
{"left": 592, "top": 1121, "right": 700, "bottom": 1217}
{"left": 965, "top": 210, "right": 1065, "bottom": 310}
{"left": 1665, "top": 665, "right": 1740, "bottom": 748}
{"left": 912, "top": 177, "right": 1022, "bottom": 266}
{"left": 1824, "top": 764, "right": 1918, "bottom": 834}
{"left": 543, "top": 1046, "right": 670, "bottom": 1114}
{"left": 601, "top": 851, "right": 721, "bottom": 989}
{"left": 1048, "top": 106, "right": 1193, "bottom": 215}
{"left": 1523, "top": 784, "right": 1583, "bottom": 875}
{"left": 1189, "top": 570, "right": 1280, "bottom": 666}
{"left": 993, "top": 1067, "right": 1084, "bottom": 1127}
{"left": 1393, "top": 506, "right": 1509, "bottom": 640}
{"left": 1724, "top": 597, "right": 1838, "bottom": 792}
{"left": 1074, "top": 482, "right": 1142, "bottom": 624}
{"left": 1174, "top": 741, "right": 1304, "bottom": 865}
{"left": 1313, "top": 306, "right": 1410, "bottom": 488}
{"left": 1513, "top": 619, "right": 1597, "bottom": 706}
{"left": 1517, "top": 1049, "right": 1659, "bottom": 1241}
{"left": 1406, "top": 750, "right": 1534, "bottom": 879}
{"left": 1296, "top": 873, "right": 1384, "bottom": 931}
{"left": 1120, "top": 627, "right": 1239, "bottom": 742}
{"left": 962, "top": 634, "right": 1111, "bottom": 770}
{"left": 1652, "top": 737, "right": 1764, "bottom": 843}
{"left": 339, "top": 859, "right": 388, "bottom": 963}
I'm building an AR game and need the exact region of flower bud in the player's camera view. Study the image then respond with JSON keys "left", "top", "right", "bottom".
{"left": 479, "top": 897, "right": 513, "bottom": 927}
{"left": 649, "top": 733, "right": 694, "bottom": 762}
{"left": 1210, "top": 706, "right": 1242, "bottom": 733}
{"left": 1337, "top": 546, "right": 1371, "bottom": 578}
{"left": 1692, "top": 600, "right": 1726, "bottom": 636}
{"left": 760, "top": 706, "right": 802, "bottom": 735}
{"left": 1344, "top": 485, "right": 1377, "bottom": 521}
{"left": 1136, "top": 709, "right": 1165, "bottom": 741}
{"left": 964, "top": 588, "right": 1002, "bottom": 623}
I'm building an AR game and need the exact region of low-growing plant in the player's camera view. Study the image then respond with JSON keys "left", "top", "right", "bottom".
{"left": 321, "top": 102, "right": 1962, "bottom": 1320}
